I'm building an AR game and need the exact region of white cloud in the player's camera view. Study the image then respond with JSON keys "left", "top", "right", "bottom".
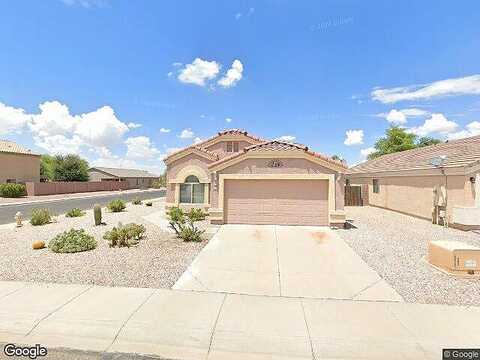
{"left": 276, "top": 135, "right": 296, "bottom": 142}
{"left": 166, "top": 71, "right": 173, "bottom": 77}
{"left": 125, "top": 136, "right": 160, "bottom": 159}
{"left": 193, "top": 137, "right": 203, "bottom": 144}
{"left": 408, "top": 113, "right": 458, "bottom": 136}
{"left": 69, "top": 105, "right": 129, "bottom": 147}
{"left": 159, "top": 127, "right": 171, "bottom": 133}
{"left": 225, "top": 117, "right": 233, "bottom": 123}
{"left": 179, "top": 128, "right": 194, "bottom": 139}
{"left": 385, "top": 109, "right": 407, "bottom": 125}
{"left": 127, "top": 122, "right": 142, "bottom": 129}
{"left": 25, "top": 100, "right": 129, "bottom": 154}
{"left": 178, "top": 58, "right": 220, "bottom": 86}
{"left": 372, "top": 75, "right": 480, "bottom": 103}
{"left": 235, "top": 7, "right": 254, "bottom": 20}
{"left": 447, "top": 121, "right": 480, "bottom": 140}
{"left": 377, "top": 108, "right": 429, "bottom": 125}
{"left": 360, "top": 147, "right": 376, "bottom": 159}
{"left": 0, "top": 102, "right": 31, "bottom": 135}
{"left": 61, "top": 0, "right": 107, "bottom": 8}
{"left": 34, "top": 134, "right": 83, "bottom": 154}
{"left": 344, "top": 129, "right": 364, "bottom": 146}
{"left": 218, "top": 59, "right": 244, "bottom": 88}
{"left": 401, "top": 108, "right": 429, "bottom": 117}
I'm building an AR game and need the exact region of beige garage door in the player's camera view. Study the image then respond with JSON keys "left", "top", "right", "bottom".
{"left": 224, "top": 179, "right": 329, "bottom": 226}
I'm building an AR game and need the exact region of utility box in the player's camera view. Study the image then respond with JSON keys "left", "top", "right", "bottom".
{"left": 428, "top": 240, "right": 480, "bottom": 275}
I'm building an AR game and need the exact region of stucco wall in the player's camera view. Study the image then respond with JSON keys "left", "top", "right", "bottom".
{"left": 205, "top": 140, "right": 252, "bottom": 159}
{"left": 165, "top": 153, "right": 213, "bottom": 203}
{"left": 351, "top": 175, "right": 474, "bottom": 221}
{"left": 0, "top": 153, "right": 40, "bottom": 183}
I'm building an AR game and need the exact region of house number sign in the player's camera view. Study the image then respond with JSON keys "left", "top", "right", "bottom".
{"left": 267, "top": 159, "right": 283, "bottom": 168}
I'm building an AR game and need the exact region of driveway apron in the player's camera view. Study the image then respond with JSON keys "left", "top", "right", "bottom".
{"left": 174, "top": 224, "right": 402, "bottom": 301}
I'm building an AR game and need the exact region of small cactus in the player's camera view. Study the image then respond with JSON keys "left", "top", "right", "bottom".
{"left": 94, "top": 204, "right": 102, "bottom": 226}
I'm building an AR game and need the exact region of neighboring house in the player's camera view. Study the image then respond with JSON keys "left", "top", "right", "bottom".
{"left": 164, "top": 129, "right": 347, "bottom": 226}
{"left": 348, "top": 135, "right": 480, "bottom": 229}
{"left": 0, "top": 140, "right": 40, "bottom": 184}
{"left": 88, "top": 167, "right": 158, "bottom": 189}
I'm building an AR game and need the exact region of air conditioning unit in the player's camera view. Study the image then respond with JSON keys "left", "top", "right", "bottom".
{"left": 428, "top": 241, "right": 480, "bottom": 275}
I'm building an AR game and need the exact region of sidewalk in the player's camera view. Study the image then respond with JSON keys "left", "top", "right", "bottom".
{"left": 0, "top": 188, "right": 165, "bottom": 206}
{"left": 0, "top": 281, "right": 478, "bottom": 360}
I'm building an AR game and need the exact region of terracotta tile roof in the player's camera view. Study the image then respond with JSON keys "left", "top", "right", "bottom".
{"left": 208, "top": 140, "right": 347, "bottom": 169}
{"left": 348, "top": 135, "right": 480, "bottom": 175}
{"left": 0, "top": 140, "right": 39, "bottom": 156}
{"left": 164, "top": 129, "right": 265, "bottom": 161}
{"left": 192, "top": 146, "right": 219, "bottom": 159}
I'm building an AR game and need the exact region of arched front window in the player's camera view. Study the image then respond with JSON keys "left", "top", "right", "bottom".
{"left": 180, "top": 175, "right": 205, "bottom": 203}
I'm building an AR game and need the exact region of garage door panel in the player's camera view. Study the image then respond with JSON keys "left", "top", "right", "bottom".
{"left": 224, "top": 179, "right": 329, "bottom": 226}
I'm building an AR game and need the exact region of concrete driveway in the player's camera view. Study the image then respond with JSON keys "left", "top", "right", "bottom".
{"left": 174, "top": 224, "right": 402, "bottom": 301}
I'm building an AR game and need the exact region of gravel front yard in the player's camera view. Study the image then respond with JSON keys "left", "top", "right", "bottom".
{"left": 339, "top": 206, "right": 480, "bottom": 306}
{"left": 0, "top": 200, "right": 211, "bottom": 288}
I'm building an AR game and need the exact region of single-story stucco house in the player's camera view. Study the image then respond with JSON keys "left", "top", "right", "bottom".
{"left": 164, "top": 129, "right": 347, "bottom": 226}
{"left": 88, "top": 167, "right": 159, "bottom": 189}
{"left": 348, "top": 135, "right": 480, "bottom": 230}
{"left": 0, "top": 140, "right": 40, "bottom": 184}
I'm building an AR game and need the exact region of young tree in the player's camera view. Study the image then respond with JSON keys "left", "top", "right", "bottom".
{"left": 40, "top": 155, "right": 55, "bottom": 181}
{"left": 52, "top": 154, "right": 90, "bottom": 182}
{"left": 368, "top": 127, "right": 442, "bottom": 160}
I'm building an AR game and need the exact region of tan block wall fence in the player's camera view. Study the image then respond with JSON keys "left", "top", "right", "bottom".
{"left": 26, "top": 181, "right": 130, "bottom": 196}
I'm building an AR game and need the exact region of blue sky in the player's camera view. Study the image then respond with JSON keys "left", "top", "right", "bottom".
{"left": 1, "top": 0, "right": 480, "bottom": 174}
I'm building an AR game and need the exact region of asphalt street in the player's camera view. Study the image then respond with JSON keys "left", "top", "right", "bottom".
{"left": 0, "top": 190, "right": 165, "bottom": 225}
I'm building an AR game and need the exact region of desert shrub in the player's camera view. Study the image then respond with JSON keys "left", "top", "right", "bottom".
{"left": 145, "top": 201, "right": 153, "bottom": 207}
{"left": 167, "top": 206, "right": 186, "bottom": 235}
{"left": 107, "top": 199, "right": 126, "bottom": 212}
{"left": 0, "top": 183, "right": 26, "bottom": 198}
{"left": 30, "top": 208, "right": 53, "bottom": 226}
{"left": 66, "top": 208, "right": 85, "bottom": 218}
{"left": 49, "top": 229, "right": 97, "bottom": 253}
{"left": 103, "top": 222, "right": 146, "bottom": 247}
{"left": 179, "top": 226, "right": 204, "bottom": 242}
{"left": 132, "top": 197, "right": 142, "bottom": 205}
{"left": 167, "top": 207, "right": 206, "bottom": 242}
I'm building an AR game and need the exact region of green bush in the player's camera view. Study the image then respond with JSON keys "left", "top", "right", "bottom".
{"left": 132, "top": 197, "right": 142, "bottom": 205}
{"left": 145, "top": 201, "right": 153, "bottom": 207}
{"left": 103, "top": 223, "right": 146, "bottom": 247}
{"left": 30, "top": 208, "right": 53, "bottom": 226}
{"left": 107, "top": 199, "right": 126, "bottom": 212}
{"left": 167, "top": 207, "right": 206, "bottom": 242}
{"left": 66, "top": 208, "right": 85, "bottom": 218}
{"left": 0, "top": 183, "right": 26, "bottom": 198}
{"left": 179, "top": 226, "right": 204, "bottom": 242}
{"left": 49, "top": 229, "right": 97, "bottom": 253}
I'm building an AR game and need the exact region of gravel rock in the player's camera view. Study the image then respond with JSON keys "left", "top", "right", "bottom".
{"left": 0, "top": 200, "right": 210, "bottom": 289}
{"left": 338, "top": 206, "right": 480, "bottom": 306}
